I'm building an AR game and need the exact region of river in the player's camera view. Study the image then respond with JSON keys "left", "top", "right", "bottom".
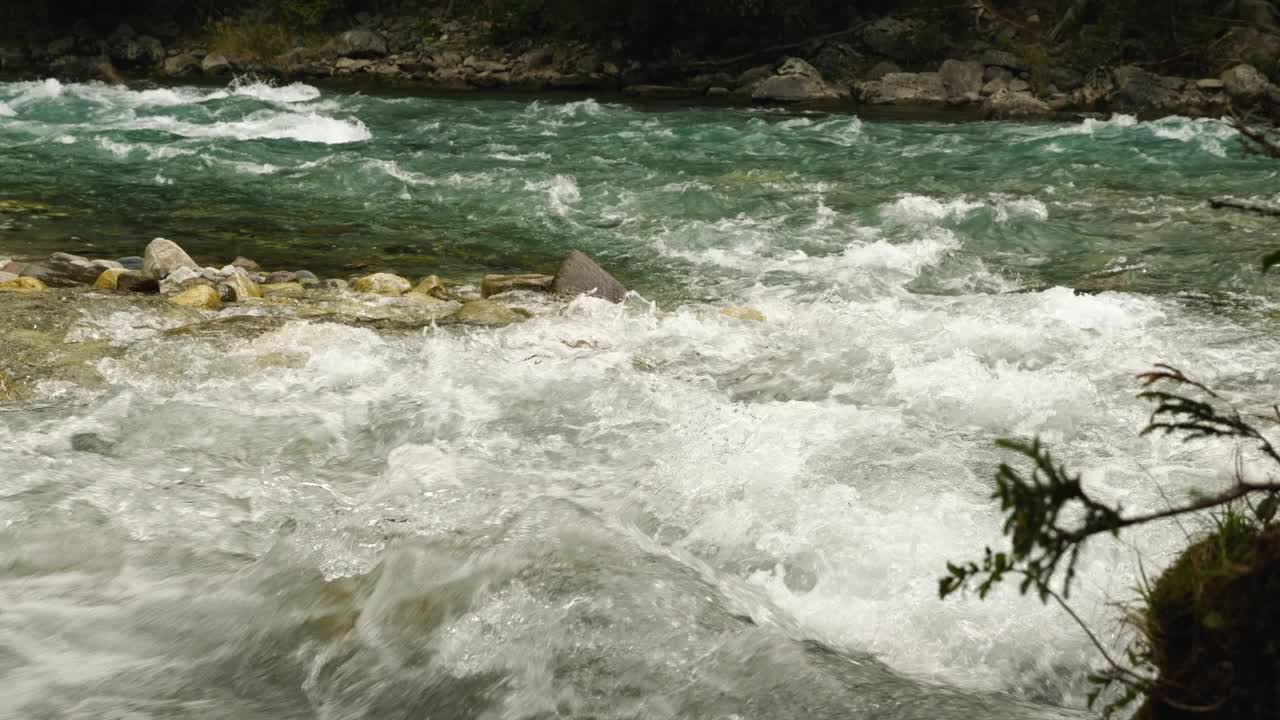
{"left": 1, "top": 77, "right": 1278, "bottom": 719}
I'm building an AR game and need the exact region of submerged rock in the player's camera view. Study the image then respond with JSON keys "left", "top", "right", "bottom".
{"left": 117, "top": 255, "right": 144, "bottom": 270}
{"left": 551, "top": 250, "right": 627, "bottom": 303}
{"left": 0, "top": 277, "right": 48, "bottom": 293}
{"left": 454, "top": 299, "right": 529, "bottom": 327}
{"left": 481, "top": 273, "right": 553, "bottom": 298}
{"left": 231, "top": 256, "right": 262, "bottom": 272}
{"left": 115, "top": 270, "right": 160, "bottom": 293}
{"left": 0, "top": 370, "right": 25, "bottom": 401}
{"left": 169, "top": 284, "right": 221, "bottom": 310}
{"left": 262, "top": 282, "right": 306, "bottom": 298}
{"left": 722, "top": 306, "right": 766, "bottom": 322}
{"left": 144, "top": 238, "right": 199, "bottom": 277}
{"left": 352, "top": 272, "right": 412, "bottom": 296}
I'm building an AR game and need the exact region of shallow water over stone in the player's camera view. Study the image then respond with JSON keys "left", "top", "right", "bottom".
{"left": 1, "top": 78, "right": 1279, "bottom": 719}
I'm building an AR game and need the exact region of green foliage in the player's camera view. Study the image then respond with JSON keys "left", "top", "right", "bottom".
{"left": 280, "top": 0, "right": 341, "bottom": 29}
{"left": 209, "top": 15, "right": 290, "bottom": 61}
{"left": 943, "top": 362, "right": 1280, "bottom": 717}
{"left": 476, "top": 0, "right": 857, "bottom": 55}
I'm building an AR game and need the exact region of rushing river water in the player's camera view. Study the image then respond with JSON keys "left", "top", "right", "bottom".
{"left": 1, "top": 77, "right": 1279, "bottom": 719}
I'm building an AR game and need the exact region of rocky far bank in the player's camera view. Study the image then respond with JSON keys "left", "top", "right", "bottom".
{"left": 2, "top": 14, "right": 1279, "bottom": 122}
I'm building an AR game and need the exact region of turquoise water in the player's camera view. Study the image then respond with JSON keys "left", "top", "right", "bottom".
{"left": 1, "top": 78, "right": 1279, "bottom": 719}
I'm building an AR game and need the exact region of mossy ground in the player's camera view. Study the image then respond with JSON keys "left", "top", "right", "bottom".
{"left": 1137, "top": 517, "right": 1280, "bottom": 719}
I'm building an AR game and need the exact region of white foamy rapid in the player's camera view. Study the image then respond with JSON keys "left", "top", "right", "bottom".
{"left": 0, "top": 83, "right": 1276, "bottom": 718}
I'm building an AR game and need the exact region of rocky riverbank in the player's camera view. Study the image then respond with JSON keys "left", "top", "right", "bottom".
{"left": 1, "top": 237, "right": 630, "bottom": 334}
{"left": 3, "top": 13, "right": 1280, "bottom": 121}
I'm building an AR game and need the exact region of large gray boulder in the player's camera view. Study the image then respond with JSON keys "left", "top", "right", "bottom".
{"left": 854, "top": 72, "right": 947, "bottom": 106}
{"left": 751, "top": 58, "right": 841, "bottom": 103}
{"left": 202, "top": 53, "right": 231, "bottom": 75}
{"left": 1221, "top": 64, "right": 1270, "bottom": 104}
{"left": 939, "top": 59, "right": 984, "bottom": 100}
{"left": 324, "top": 29, "right": 388, "bottom": 59}
{"left": 1111, "top": 65, "right": 1187, "bottom": 112}
{"left": 983, "top": 90, "right": 1053, "bottom": 119}
{"left": 143, "top": 238, "right": 199, "bottom": 278}
{"left": 551, "top": 250, "right": 627, "bottom": 303}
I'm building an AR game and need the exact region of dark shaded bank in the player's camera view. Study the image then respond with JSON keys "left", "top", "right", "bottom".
{"left": 2, "top": 3, "right": 1280, "bottom": 121}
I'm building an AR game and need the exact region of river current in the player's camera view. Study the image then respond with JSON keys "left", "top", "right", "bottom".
{"left": 1, "top": 77, "right": 1279, "bottom": 719}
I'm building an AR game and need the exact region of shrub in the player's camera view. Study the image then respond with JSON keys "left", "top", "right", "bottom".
{"left": 209, "top": 15, "right": 290, "bottom": 62}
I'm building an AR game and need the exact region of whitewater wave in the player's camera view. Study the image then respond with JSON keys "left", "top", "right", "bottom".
{"left": 525, "top": 174, "right": 582, "bottom": 216}
{"left": 881, "top": 194, "right": 1049, "bottom": 225}
{"left": 138, "top": 111, "right": 371, "bottom": 144}
{"left": 229, "top": 77, "right": 323, "bottom": 104}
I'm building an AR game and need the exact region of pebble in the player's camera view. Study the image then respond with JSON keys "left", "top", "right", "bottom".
{"left": 264, "top": 271, "right": 297, "bottom": 284}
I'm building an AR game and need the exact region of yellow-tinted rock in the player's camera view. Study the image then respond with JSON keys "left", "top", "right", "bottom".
{"left": 481, "top": 273, "right": 553, "bottom": 298}
{"left": 262, "top": 282, "right": 306, "bottom": 299}
{"left": 0, "top": 277, "right": 49, "bottom": 293}
{"left": 721, "top": 306, "right": 766, "bottom": 322}
{"left": 0, "top": 199, "right": 50, "bottom": 215}
{"left": 223, "top": 269, "right": 264, "bottom": 301}
{"left": 353, "top": 273, "right": 412, "bottom": 296}
{"left": 0, "top": 370, "right": 25, "bottom": 401}
{"left": 409, "top": 274, "right": 448, "bottom": 298}
{"left": 455, "top": 299, "right": 530, "bottom": 327}
{"left": 168, "top": 284, "right": 222, "bottom": 311}
{"left": 93, "top": 268, "right": 125, "bottom": 290}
